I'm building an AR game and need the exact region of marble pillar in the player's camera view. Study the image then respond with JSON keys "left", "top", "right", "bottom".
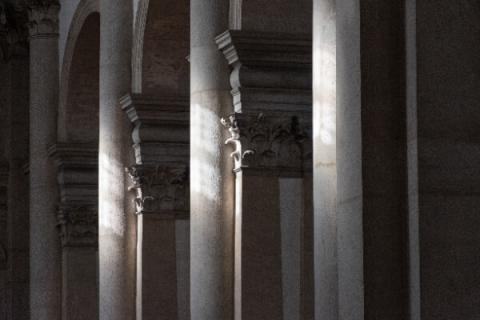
{"left": 98, "top": 0, "right": 135, "bottom": 319}
{"left": 312, "top": 0, "right": 337, "bottom": 319}
{"left": 27, "top": 2, "right": 61, "bottom": 319}
{"left": 190, "top": 0, "right": 234, "bottom": 319}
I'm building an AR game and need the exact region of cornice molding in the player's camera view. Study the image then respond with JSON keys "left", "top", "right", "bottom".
{"left": 49, "top": 142, "right": 98, "bottom": 204}
{"left": 216, "top": 30, "right": 312, "bottom": 112}
{"left": 122, "top": 94, "right": 190, "bottom": 219}
{"left": 120, "top": 94, "right": 189, "bottom": 165}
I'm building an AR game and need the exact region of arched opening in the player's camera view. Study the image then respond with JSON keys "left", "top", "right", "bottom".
{"left": 65, "top": 12, "right": 100, "bottom": 143}
{"left": 142, "top": 0, "right": 189, "bottom": 97}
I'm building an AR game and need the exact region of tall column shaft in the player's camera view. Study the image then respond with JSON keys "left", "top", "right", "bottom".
{"left": 313, "top": 0, "right": 337, "bottom": 319}
{"left": 190, "top": 0, "right": 234, "bottom": 319}
{"left": 27, "top": 3, "right": 61, "bottom": 320}
{"left": 98, "top": 0, "right": 135, "bottom": 319}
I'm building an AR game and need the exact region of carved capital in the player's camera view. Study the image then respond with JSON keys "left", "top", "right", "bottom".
{"left": 27, "top": 1, "right": 60, "bottom": 38}
{"left": 126, "top": 165, "right": 188, "bottom": 217}
{"left": 57, "top": 205, "right": 98, "bottom": 247}
{"left": 234, "top": 112, "right": 312, "bottom": 175}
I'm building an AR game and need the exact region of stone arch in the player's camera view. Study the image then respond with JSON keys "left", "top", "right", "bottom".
{"left": 132, "top": 0, "right": 189, "bottom": 97}
{"left": 58, "top": 0, "right": 99, "bottom": 142}
{"left": 132, "top": 0, "right": 149, "bottom": 93}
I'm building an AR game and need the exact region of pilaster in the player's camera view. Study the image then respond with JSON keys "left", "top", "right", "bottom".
{"left": 121, "top": 94, "right": 189, "bottom": 218}
{"left": 121, "top": 94, "right": 189, "bottom": 320}
{"left": 49, "top": 143, "right": 98, "bottom": 248}
{"left": 27, "top": 0, "right": 60, "bottom": 318}
{"left": 48, "top": 143, "right": 98, "bottom": 320}
{"left": 217, "top": 30, "right": 314, "bottom": 320}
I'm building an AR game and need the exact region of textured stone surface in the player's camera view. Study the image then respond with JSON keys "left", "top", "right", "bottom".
{"left": 190, "top": 1, "right": 234, "bottom": 319}
{"left": 64, "top": 13, "right": 99, "bottom": 143}
{"left": 233, "top": 0, "right": 311, "bottom": 34}
{"left": 312, "top": 0, "right": 337, "bottom": 319}
{"left": 98, "top": 0, "right": 135, "bottom": 319}
{"left": 416, "top": 2, "right": 480, "bottom": 319}
{"left": 28, "top": 3, "right": 61, "bottom": 319}
{"left": 336, "top": 0, "right": 364, "bottom": 319}
{"left": 142, "top": 0, "right": 189, "bottom": 96}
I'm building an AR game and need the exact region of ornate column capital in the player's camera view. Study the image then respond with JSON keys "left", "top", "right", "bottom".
{"left": 26, "top": 0, "right": 60, "bottom": 38}
{"left": 57, "top": 204, "right": 98, "bottom": 247}
{"left": 126, "top": 164, "right": 188, "bottom": 217}
{"left": 223, "top": 112, "right": 311, "bottom": 176}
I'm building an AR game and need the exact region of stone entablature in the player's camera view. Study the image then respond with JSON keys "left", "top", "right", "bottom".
{"left": 121, "top": 94, "right": 189, "bottom": 219}
{"left": 48, "top": 143, "right": 98, "bottom": 247}
{"left": 216, "top": 30, "right": 312, "bottom": 176}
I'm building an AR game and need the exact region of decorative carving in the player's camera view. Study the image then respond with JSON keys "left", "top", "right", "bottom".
{"left": 57, "top": 205, "right": 98, "bottom": 247}
{"left": 221, "top": 114, "right": 254, "bottom": 172}
{"left": 236, "top": 113, "right": 311, "bottom": 172}
{"left": 126, "top": 165, "right": 188, "bottom": 216}
{"left": 27, "top": 0, "right": 60, "bottom": 37}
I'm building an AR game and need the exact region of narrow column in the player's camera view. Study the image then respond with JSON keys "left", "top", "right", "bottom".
{"left": 190, "top": 0, "right": 234, "bottom": 319}
{"left": 27, "top": 2, "right": 61, "bottom": 319}
{"left": 98, "top": 0, "right": 135, "bottom": 319}
{"left": 312, "top": 0, "right": 338, "bottom": 319}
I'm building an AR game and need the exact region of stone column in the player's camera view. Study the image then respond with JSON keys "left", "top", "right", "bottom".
{"left": 27, "top": 2, "right": 61, "bottom": 319}
{"left": 312, "top": 0, "right": 337, "bottom": 319}
{"left": 98, "top": 0, "right": 135, "bottom": 319}
{"left": 190, "top": 0, "right": 234, "bottom": 319}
